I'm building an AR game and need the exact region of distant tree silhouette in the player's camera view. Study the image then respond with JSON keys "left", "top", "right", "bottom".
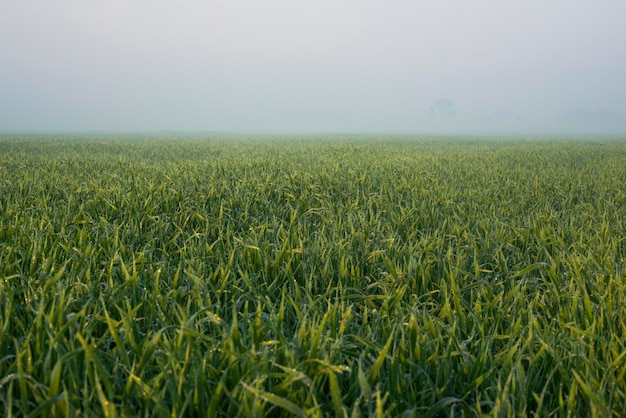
{"left": 430, "top": 98, "right": 456, "bottom": 117}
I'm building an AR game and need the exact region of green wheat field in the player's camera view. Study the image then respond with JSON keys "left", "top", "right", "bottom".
{"left": 1, "top": 135, "right": 625, "bottom": 417}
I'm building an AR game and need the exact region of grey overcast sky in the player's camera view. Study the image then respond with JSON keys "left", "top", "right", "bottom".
{"left": 1, "top": 1, "right": 625, "bottom": 134}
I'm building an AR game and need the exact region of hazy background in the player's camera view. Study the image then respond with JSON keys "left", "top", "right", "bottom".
{"left": 1, "top": 0, "right": 625, "bottom": 135}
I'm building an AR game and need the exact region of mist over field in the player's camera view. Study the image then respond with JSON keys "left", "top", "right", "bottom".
{"left": 2, "top": 4, "right": 626, "bottom": 414}
{"left": 1, "top": 0, "right": 625, "bottom": 134}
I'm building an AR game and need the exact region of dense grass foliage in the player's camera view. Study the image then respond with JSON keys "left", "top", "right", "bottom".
{"left": 1, "top": 136, "right": 625, "bottom": 416}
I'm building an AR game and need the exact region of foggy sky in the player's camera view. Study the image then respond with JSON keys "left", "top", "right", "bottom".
{"left": 1, "top": 1, "right": 625, "bottom": 134}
